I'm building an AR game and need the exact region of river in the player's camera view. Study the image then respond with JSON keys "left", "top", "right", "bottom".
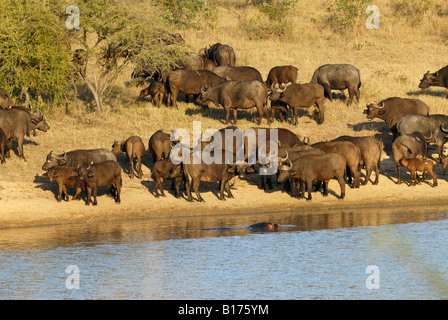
{"left": 0, "top": 205, "right": 447, "bottom": 299}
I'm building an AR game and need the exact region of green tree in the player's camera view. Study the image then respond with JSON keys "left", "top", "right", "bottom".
{"left": 0, "top": 0, "right": 72, "bottom": 109}
{"left": 64, "top": 0, "right": 188, "bottom": 113}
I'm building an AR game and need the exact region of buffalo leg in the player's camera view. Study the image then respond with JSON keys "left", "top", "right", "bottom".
{"left": 85, "top": 186, "right": 92, "bottom": 205}
{"left": 73, "top": 185, "right": 82, "bottom": 200}
{"left": 62, "top": 185, "right": 69, "bottom": 201}
{"left": 137, "top": 159, "right": 143, "bottom": 179}
{"left": 225, "top": 108, "right": 231, "bottom": 124}
{"left": 322, "top": 84, "right": 332, "bottom": 101}
{"left": 129, "top": 157, "right": 135, "bottom": 179}
{"left": 218, "top": 180, "right": 226, "bottom": 200}
{"left": 185, "top": 176, "right": 193, "bottom": 202}
{"left": 57, "top": 184, "right": 64, "bottom": 202}
{"left": 322, "top": 181, "right": 329, "bottom": 197}
{"left": 373, "top": 162, "right": 380, "bottom": 185}
{"left": 17, "top": 136, "right": 26, "bottom": 161}
{"left": 232, "top": 109, "right": 238, "bottom": 124}
{"left": 114, "top": 180, "right": 121, "bottom": 203}
{"left": 92, "top": 185, "right": 98, "bottom": 206}
{"left": 396, "top": 164, "right": 402, "bottom": 184}
{"left": 316, "top": 99, "right": 325, "bottom": 124}
{"left": 337, "top": 175, "right": 346, "bottom": 199}
{"left": 192, "top": 179, "right": 204, "bottom": 202}
{"left": 305, "top": 178, "right": 313, "bottom": 201}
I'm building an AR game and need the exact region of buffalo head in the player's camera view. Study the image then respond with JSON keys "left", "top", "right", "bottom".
{"left": 419, "top": 71, "right": 437, "bottom": 89}
{"left": 363, "top": 101, "right": 385, "bottom": 120}
{"left": 42, "top": 151, "right": 67, "bottom": 171}
{"left": 111, "top": 140, "right": 123, "bottom": 155}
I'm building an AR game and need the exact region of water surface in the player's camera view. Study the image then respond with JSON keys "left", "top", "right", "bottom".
{"left": 0, "top": 205, "right": 447, "bottom": 299}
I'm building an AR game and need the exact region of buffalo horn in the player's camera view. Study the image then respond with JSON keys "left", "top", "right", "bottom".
{"left": 441, "top": 122, "right": 448, "bottom": 133}
{"left": 279, "top": 150, "right": 289, "bottom": 163}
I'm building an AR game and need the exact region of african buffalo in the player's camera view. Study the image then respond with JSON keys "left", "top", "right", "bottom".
{"left": 139, "top": 81, "right": 165, "bottom": 108}
{"left": 112, "top": 136, "right": 146, "bottom": 179}
{"left": 166, "top": 69, "right": 226, "bottom": 108}
{"left": 265, "top": 65, "right": 298, "bottom": 88}
{"left": 148, "top": 130, "right": 179, "bottom": 162}
{"left": 199, "top": 80, "right": 271, "bottom": 125}
{"left": 0, "top": 88, "right": 12, "bottom": 108}
{"left": 42, "top": 149, "right": 117, "bottom": 171}
{"left": 277, "top": 153, "right": 346, "bottom": 200}
{"left": 363, "top": 97, "right": 429, "bottom": 138}
{"left": 312, "top": 141, "right": 361, "bottom": 188}
{"left": 200, "top": 43, "right": 236, "bottom": 67}
{"left": 42, "top": 166, "right": 83, "bottom": 202}
{"left": 310, "top": 64, "right": 361, "bottom": 104}
{"left": 183, "top": 150, "right": 255, "bottom": 202}
{"left": 396, "top": 114, "right": 448, "bottom": 159}
{"left": 268, "top": 83, "right": 325, "bottom": 124}
{"left": 332, "top": 135, "right": 382, "bottom": 185}
{"left": 77, "top": 161, "right": 122, "bottom": 206}
{"left": 212, "top": 66, "right": 263, "bottom": 82}
{"left": 419, "top": 65, "right": 448, "bottom": 91}
{"left": 0, "top": 108, "right": 50, "bottom": 160}
{"left": 391, "top": 132, "right": 428, "bottom": 184}
{"left": 151, "top": 158, "right": 184, "bottom": 198}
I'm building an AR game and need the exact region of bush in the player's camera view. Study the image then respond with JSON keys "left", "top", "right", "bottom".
{"left": 326, "top": 0, "right": 372, "bottom": 31}
{"left": 157, "top": 0, "right": 215, "bottom": 29}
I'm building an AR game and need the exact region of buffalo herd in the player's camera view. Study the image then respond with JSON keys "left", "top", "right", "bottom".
{"left": 1, "top": 40, "right": 448, "bottom": 206}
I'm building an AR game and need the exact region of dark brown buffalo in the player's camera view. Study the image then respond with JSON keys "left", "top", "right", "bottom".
{"left": 332, "top": 135, "right": 382, "bottom": 185}
{"left": 312, "top": 141, "right": 361, "bottom": 188}
{"left": 77, "top": 160, "right": 122, "bottom": 206}
{"left": 419, "top": 65, "right": 448, "bottom": 90}
{"left": 277, "top": 153, "right": 346, "bottom": 201}
{"left": 183, "top": 150, "right": 255, "bottom": 202}
{"left": 148, "top": 130, "right": 179, "bottom": 162}
{"left": 310, "top": 64, "right": 361, "bottom": 104}
{"left": 139, "top": 81, "right": 165, "bottom": 108}
{"left": 166, "top": 69, "right": 226, "bottom": 108}
{"left": 363, "top": 97, "right": 429, "bottom": 138}
{"left": 199, "top": 80, "right": 271, "bottom": 125}
{"left": 151, "top": 158, "right": 184, "bottom": 198}
{"left": 265, "top": 65, "right": 298, "bottom": 88}
{"left": 399, "top": 158, "right": 437, "bottom": 187}
{"left": 112, "top": 136, "right": 146, "bottom": 179}
{"left": 268, "top": 83, "right": 325, "bottom": 125}
{"left": 42, "top": 166, "right": 83, "bottom": 202}
{"left": 200, "top": 43, "right": 236, "bottom": 67}
{"left": 0, "top": 108, "right": 50, "bottom": 160}
{"left": 392, "top": 132, "right": 428, "bottom": 185}
{"left": 212, "top": 66, "right": 263, "bottom": 82}
{"left": 0, "top": 88, "right": 12, "bottom": 108}
{"left": 277, "top": 148, "right": 325, "bottom": 196}
{"left": 42, "top": 149, "right": 117, "bottom": 171}
{"left": 0, "top": 128, "right": 7, "bottom": 164}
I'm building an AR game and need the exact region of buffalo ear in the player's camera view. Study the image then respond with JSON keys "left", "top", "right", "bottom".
{"left": 245, "top": 166, "right": 256, "bottom": 173}
{"left": 87, "top": 171, "right": 95, "bottom": 178}
{"left": 227, "top": 165, "right": 236, "bottom": 173}
{"left": 290, "top": 170, "right": 298, "bottom": 176}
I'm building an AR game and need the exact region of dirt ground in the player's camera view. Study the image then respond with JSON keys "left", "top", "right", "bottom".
{"left": 1, "top": 144, "right": 448, "bottom": 229}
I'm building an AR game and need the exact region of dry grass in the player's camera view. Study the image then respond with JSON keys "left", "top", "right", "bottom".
{"left": 2, "top": 0, "right": 448, "bottom": 185}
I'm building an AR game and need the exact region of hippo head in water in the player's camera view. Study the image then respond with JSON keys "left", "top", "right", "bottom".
{"left": 247, "top": 222, "right": 280, "bottom": 232}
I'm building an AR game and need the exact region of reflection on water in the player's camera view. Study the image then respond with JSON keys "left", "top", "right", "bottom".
{"left": 0, "top": 204, "right": 448, "bottom": 299}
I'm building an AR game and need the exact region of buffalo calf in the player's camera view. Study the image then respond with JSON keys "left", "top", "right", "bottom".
{"left": 151, "top": 159, "right": 184, "bottom": 198}
{"left": 399, "top": 158, "right": 437, "bottom": 187}
{"left": 139, "top": 81, "right": 165, "bottom": 108}
{"left": 43, "top": 166, "right": 83, "bottom": 202}
{"left": 112, "top": 136, "right": 146, "bottom": 179}
{"left": 77, "top": 161, "right": 122, "bottom": 206}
